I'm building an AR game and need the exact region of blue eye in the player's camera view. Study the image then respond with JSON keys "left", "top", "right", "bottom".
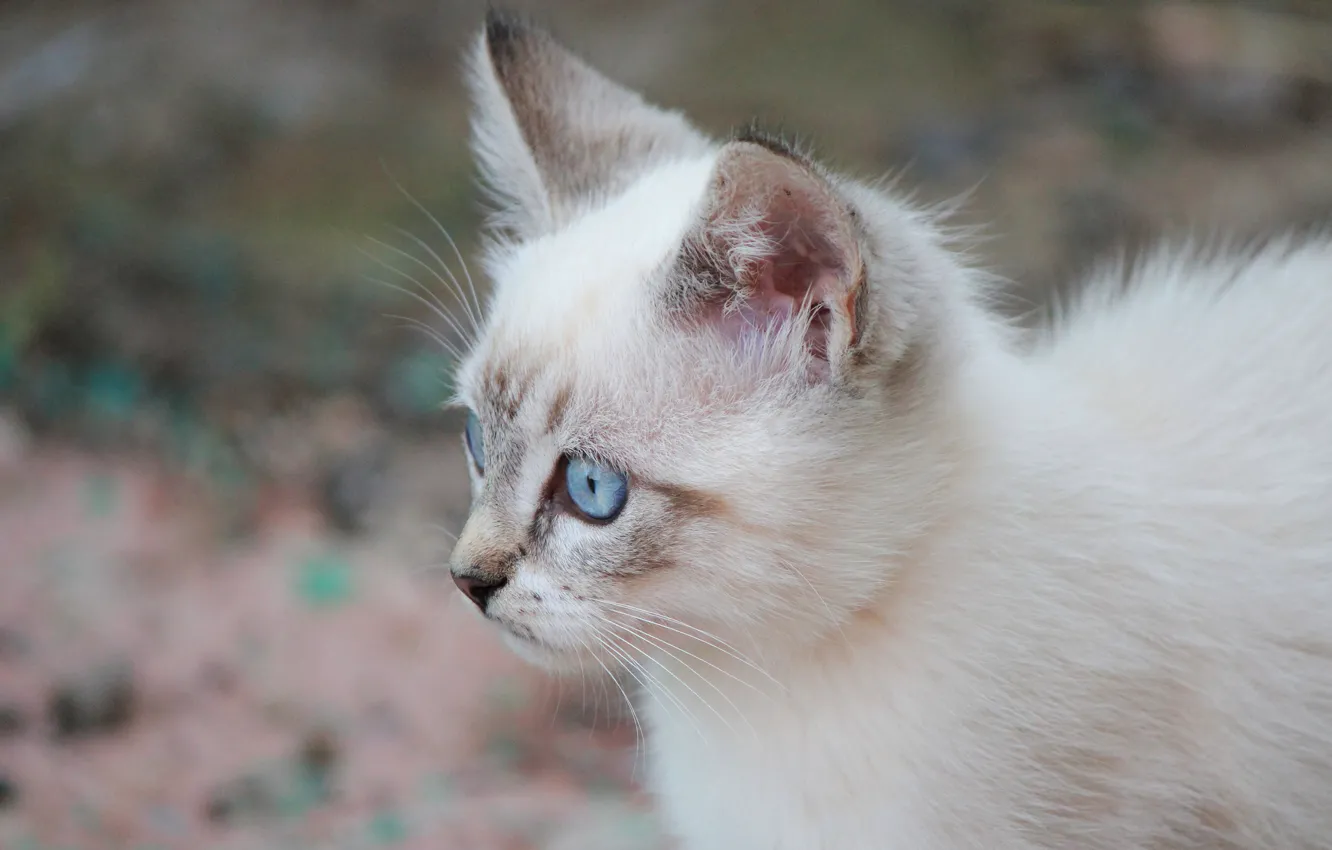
{"left": 464, "top": 411, "right": 485, "bottom": 472}
{"left": 563, "top": 457, "right": 629, "bottom": 522}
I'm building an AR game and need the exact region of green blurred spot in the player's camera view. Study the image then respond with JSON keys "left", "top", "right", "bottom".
{"left": 85, "top": 473, "right": 118, "bottom": 518}
{"left": 296, "top": 552, "right": 355, "bottom": 607}
{"left": 278, "top": 763, "right": 331, "bottom": 819}
{"left": 0, "top": 330, "right": 15, "bottom": 392}
{"left": 1, "top": 240, "right": 67, "bottom": 355}
{"left": 368, "top": 810, "right": 409, "bottom": 845}
{"left": 309, "top": 329, "right": 357, "bottom": 390}
{"left": 239, "top": 633, "right": 267, "bottom": 666}
{"left": 585, "top": 774, "right": 623, "bottom": 798}
{"left": 183, "top": 426, "right": 227, "bottom": 476}
{"left": 484, "top": 732, "right": 527, "bottom": 771}
{"left": 616, "top": 811, "right": 659, "bottom": 841}
{"left": 386, "top": 350, "right": 454, "bottom": 416}
{"left": 71, "top": 801, "right": 100, "bottom": 830}
{"left": 164, "top": 407, "right": 198, "bottom": 463}
{"left": 72, "top": 194, "right": 142, "bottom": 257}
{"left": 144, "top": 803, "right": 187, "bottom": 836}
{"left": 1097, "top": 98, "right": 1155, "bottom": 163}
{"left": 28, "top": 360, "right": 77, "bottom": 421}
{"left": 486, "top": 676, "right": 530, "bottom": 713}
{"left": 418, "top": 772, "right": 455, "bottom": 802}
{"left": 83, "top": 362, "right": 142, "bottom": 425}
{"left": 166, "top": 229, "right": 243, "bottom": 304}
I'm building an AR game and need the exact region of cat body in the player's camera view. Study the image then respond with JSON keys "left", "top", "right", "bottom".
{"left": 446, "top": 12, "right": 1332, "bottom": 849}
{"left": 645, "top": 247, "right": 1332, "bottom": 850}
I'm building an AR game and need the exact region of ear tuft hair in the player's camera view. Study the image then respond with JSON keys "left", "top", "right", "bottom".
{"left": 732, "top": 122, "right": 808, "bottom": 165}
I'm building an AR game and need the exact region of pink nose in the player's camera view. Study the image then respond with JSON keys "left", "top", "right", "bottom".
{"left": 452, "top": 573, "right": 506, "bottom": 611}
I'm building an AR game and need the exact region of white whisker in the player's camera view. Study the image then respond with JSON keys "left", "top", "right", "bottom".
{"left": 390, "top": 226, "right": 483, "bottom": 337}
{"left": 380, "top": 161, "right": 487, "bottom": 328}
{"left": 425, "top": 522, "right": 459, "bottom": 543}
{"left": 363, "top": 236, "right": 480, "bottom": 344}
{"left": 358, "top": 238, "right": 457, "bottom": 318}
{"left": 577, "top": 643, "right": 590, "bottom": 730}
{"left": 612, "top": 622, "right": 763, "bottom": 742}
{"left": 613, "top": 618, "right": 773, "bottom": 714}
{"left": 385, "top": 314, "right": 465, "bottom": 361}
{"left": 782, "top": 560, "right": 850, "bottom": 649}
{"left": 548, "top": 672, "right": 563, "bottom": 731}
{"left": 597, "top": 599, "right": 784, "bottom": 690}
{"left": 591, "top": 626, "right": 706, "bottom": 744}
{"left": 367, "top": 269, "right": 473, "bottom": 353}
{"left": 576, "top": 632, "right": 645, "bottom": 779}
{"left": 608, "top": 626, "right": 736, "bottom": 734}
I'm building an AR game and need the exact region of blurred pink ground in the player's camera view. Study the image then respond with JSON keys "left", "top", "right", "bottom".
{"left": 0, "top": 437, "right": 666, "bottom": 850}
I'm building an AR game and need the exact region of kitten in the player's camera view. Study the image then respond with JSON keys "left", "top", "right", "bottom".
{"left": 445, "top": 11, "right": 1332, "bottom": 849}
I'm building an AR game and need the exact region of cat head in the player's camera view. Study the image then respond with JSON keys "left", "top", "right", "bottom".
{"left": 448, "top": 11, "right": 983, "bottom": 673}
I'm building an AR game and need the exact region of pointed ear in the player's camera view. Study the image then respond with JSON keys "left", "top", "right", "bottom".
{"left": 466, "top": 11, "right": 710, "bottom": 239}
{"left": 678, "top": 138, "right": 866, "bottom": 381}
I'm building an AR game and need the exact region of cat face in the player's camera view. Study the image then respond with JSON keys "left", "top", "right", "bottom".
{"left": 447, "top": 12, "right": 963, "bottom": 672}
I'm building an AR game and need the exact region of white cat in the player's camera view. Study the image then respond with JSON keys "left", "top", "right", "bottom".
{"left": 445, "top": 11, "right": 1332, "bottom": 849}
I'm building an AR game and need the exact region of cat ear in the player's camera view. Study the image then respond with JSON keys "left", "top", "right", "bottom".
{"left": 466, "top": 10, "right": 710, "bottom": 238}
{"left": 679, "top": 137, "right": 866, "bottom": 380}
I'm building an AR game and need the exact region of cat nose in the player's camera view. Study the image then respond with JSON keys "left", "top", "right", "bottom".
{"left": 452, "top": 572, "right": 507, "bottom": 612}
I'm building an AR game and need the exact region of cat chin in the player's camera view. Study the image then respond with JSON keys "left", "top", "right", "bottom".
{"left": 499, "top": 629, "right": 587, "bottom": 675}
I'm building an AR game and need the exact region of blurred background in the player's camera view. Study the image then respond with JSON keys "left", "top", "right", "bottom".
{"left": 1, "top": 0, "right": 1331, "bottom": 847}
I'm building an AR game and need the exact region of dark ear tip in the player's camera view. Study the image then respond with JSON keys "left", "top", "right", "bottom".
{"left": 484, "top": 7, "right": 539, "bottom": 61}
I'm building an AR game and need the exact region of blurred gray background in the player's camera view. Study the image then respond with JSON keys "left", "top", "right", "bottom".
{"left": 1, "top": 1, "right": 1330, "bottom": 848}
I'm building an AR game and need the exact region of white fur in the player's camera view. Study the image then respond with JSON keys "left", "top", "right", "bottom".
{"left": 449, "top": 16, "right": 1332, "bottom": 849}
{"left": 641, "top": 235, "right": 1332, "bottom": 849}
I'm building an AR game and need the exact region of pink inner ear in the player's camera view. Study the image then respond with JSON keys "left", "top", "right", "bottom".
{"left": 689, "top": 142, "right": 861, "bottom": 377}
{"left": 715, "top": 197, "right": 846, "bottom": 363}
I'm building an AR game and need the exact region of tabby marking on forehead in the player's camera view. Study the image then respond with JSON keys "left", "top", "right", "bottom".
{"left": 544, "top": 383, "right": 574, "bottom": 434}
{"left": 481, "top": 357, "right": 540, "bottom": 422}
